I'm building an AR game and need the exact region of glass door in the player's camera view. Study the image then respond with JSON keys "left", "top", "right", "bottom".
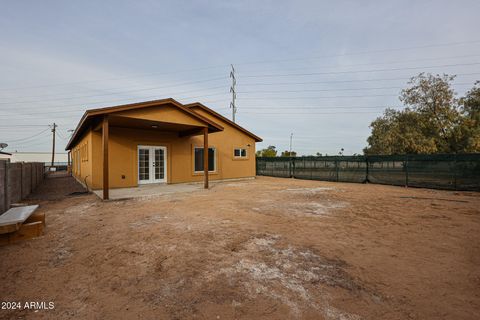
{"left": 138, "top": 145, "right": 167, "bottom": 184}
{"left": 138, "top": 147, "right": 151, "bottom": 184}
{"left": 153, "top": 147, "right": 166, "bottom": 183}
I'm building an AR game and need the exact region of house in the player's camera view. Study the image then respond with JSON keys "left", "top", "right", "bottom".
{"left": 65, "top": 98, "right": 262, "bottom": 199}
{"left": 0, "top": 151, "right": 12, "bottom": 160}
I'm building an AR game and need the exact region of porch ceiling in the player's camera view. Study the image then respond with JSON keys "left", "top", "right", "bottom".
{"left": 94, "top": 115, "right": 207, "bottom": 137}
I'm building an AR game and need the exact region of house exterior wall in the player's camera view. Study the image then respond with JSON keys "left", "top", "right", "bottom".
{"left": 71, "top": 130, "right": 93, "bottom": 188}
{"left": 189, "top": 107, "right": 256, "bottom": 181}
{"left": 115, "top": 105, "right": 207, "bottom": 127}
{"left": 71, "top": 106, "right": 258, "bottom": 190}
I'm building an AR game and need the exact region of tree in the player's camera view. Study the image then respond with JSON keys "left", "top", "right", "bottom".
{"left": 364, "top": 73, "right": 480, "bottom": 155}
{"left": 455, "top": 82, "right": 480, "bottom": 152}
{"left": 256, "top": 145, "right": 277, "bottom": 157}
{"left": 281, "top": 150, "right": 297, "bottom": 157}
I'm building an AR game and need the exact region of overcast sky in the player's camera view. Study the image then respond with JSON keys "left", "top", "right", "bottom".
{"left": 1, "top": 0, "right": 479, "bottom": 155}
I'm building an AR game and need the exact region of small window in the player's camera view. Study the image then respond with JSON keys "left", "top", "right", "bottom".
{"left": 194, "top": 147, "right": 215, "bottom": 172}
{"left": 234, "top": 148, "right": 247, "bottom": 158}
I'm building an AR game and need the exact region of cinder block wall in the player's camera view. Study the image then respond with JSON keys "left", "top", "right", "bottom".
{"left": 0, "top": 160, "right": 45, "bottom": 215}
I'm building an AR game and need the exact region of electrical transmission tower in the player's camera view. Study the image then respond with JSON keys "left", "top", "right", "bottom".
{"left": 230, "top": 64, "right": 237, "bottom": 122}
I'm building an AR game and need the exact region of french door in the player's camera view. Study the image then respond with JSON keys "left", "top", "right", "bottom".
{"left": 138, "top": 145, "right": 167, "bottom": 184}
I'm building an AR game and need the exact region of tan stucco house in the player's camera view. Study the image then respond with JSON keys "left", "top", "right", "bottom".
{"left": 65, "top": 98, "right": 262, "bottom": 199}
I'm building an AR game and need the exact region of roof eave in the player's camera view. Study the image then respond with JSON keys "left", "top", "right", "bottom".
{"left": 65, "top": 98, "right": 224, "bottom": 150}
{"left": 185, "top": 102, "right": 263, "bottom": 142}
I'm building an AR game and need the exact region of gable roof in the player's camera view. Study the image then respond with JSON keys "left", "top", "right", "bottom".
{"left": 65, "top": 98, "right": 224, "bottom": 150}
{"left": 185, "top": 102, "right": 263, "bottom": 142}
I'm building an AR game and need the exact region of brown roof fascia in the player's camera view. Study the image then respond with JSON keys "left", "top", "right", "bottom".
{"left": 65, "top": 98, "right": 224, "bottom": 150}
{"left": 185, "top": 102, "right": 263, "bottom": 142}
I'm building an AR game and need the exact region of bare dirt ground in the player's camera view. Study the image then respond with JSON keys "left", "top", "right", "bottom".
{"left": 1, "top": 176, "right": 479, "bottom": 320}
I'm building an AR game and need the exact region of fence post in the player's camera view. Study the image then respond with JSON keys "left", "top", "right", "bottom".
{"left": 364, "top": 156, "right": 369, "bottom": 183}
{"left": 31, "top": 163, "right": 34, "bottom": 191}
{"left": 453, "top": 153, "right": 458, "bottom": 190}
{"left": 290, "top": 157, "right": 294, "bottom": 178}
{"left": 20, "top": 163, "right": 23, "bottom": 199}
{"left": 405, "top": 155, "right": 409, "bottom": 187}
{"left": 335, "top": 159, "right": 339, "bottom": 182}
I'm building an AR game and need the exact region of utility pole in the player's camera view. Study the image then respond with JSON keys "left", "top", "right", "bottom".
{"left": 230, "top": 64, "right": 237, "bottom": 122}
{"left": 50, "top": 123, "right": 57, "bottom": 167}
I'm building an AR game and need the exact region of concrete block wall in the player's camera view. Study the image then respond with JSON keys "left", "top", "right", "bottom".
{"left": 0, "top": 160, "right": 45, "bottom": 215}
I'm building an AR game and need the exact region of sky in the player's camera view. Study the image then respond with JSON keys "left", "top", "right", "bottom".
{"left": 1, "top": 0, "right": 479, "bottom": 156}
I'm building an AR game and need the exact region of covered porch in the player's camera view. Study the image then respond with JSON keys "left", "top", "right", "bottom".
{"left": 66, "top": 99, "right": 224, "bottom": 200}
{"left": 100, "top": 113, "right": 221, "bottom": 200}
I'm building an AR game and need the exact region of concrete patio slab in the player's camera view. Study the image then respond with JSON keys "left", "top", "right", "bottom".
{"left": 93, "top": 183, "right": 201, "bottom": 200}
{"left": 92, "top": 178, "right": 255, "bottom": 200}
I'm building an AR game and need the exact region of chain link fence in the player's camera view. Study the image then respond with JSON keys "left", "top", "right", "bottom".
{"left": 256, "top": 154, "right": 480, "bottom": 191}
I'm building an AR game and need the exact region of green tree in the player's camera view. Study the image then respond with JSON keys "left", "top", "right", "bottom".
{"left": 455, "top": 82, "right": 480, "bottom": 152}
{"left": 281, "top": 150, "right": 297, "bottom": 157}
{"left": 256, "top": 145, "right": 277, "bottom": 157}
{"left": 364, "top": 73, "right": 480, "bottom": 155}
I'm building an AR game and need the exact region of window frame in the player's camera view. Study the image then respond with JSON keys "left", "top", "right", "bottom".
{"left": 233, "top": 147, "right": 248, "bottom": 159}
{"left": 193, "top": 146, "right": 217, "bottom": 173}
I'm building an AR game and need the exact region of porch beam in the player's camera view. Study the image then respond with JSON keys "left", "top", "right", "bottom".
{"left": 178, "top": 128, "right": 203, "bottom": 138}
{"left": 102, "top": 115, "right": 109, "bottom": 200}
{"left": 203, "top": 127, "right": 209, "bottom": 189}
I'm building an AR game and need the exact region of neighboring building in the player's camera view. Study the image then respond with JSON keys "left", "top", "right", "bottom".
{"left": 0, "top": 151, "right": 12, "bottom": 160}
{"left": 65, "top": 98, "right": 262, "bottom": 199}
{"left": 6, "top": 152, "right": 68, "bottom": 164}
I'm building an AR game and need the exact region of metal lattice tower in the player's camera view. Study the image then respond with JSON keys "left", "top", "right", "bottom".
{"left": 230, "top": 64, "right": 237, "bottom": 122}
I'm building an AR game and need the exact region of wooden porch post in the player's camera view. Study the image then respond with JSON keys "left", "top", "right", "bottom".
{"left": 67, "top": 151, "right": 71, "bottom": 175}
{"left": 203, "top": 127, "right": 209, "bottom": 189}
{"left": 102, "top": 115, "right": 109, "bottom": 200}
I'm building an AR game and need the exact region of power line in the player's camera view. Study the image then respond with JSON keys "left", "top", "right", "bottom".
{"left": 237, "top": 72, "right": 480, "bottom": 86}
{"left": 0, "top": 101, "right": 231, "bottom": 119}
{"left": 4, "top": 52, "right": 477, "bottom": 102}
{"left": 0, "top": 84, "right": 228, "bottom": 105}
{"left": 0, "top": 69, "right": 229, "bottom": 92}
{"left": 238, "top": 105, "right": 398, "bottom": 109}
{"left": 238, "top": 94, "right": 397, "bottom": 100}
{"left": 0, "top": 91, "right": 230, "bottom": 112}
{"left": 2, "top": 74, "right": 476, "bottom": 115}
{"left": 0, "top": 124, "right": 52, "bottom": 128}
{"left": 2, "top": 39, "right": 479, "bottom": 91}
{"left": 240, "top": 62, "right": 480, "bottom": 78}
{"left": 233, "top": 39, "right": 480, "bottom": 66}
{"left": 56, "top": 130, "right": 68, "bottom": 140}
{"left": 238, "top": 53, "right": 480, "bottom": 74}
{"left": 0, "top": 78, "right": 228, "bottom": 103}
{"left": 237, "top": 82, "right": 473, "bottom": 94}
{"left": 240, "top": 111, "right": 384, "bottom": 115}
{"left": 2, "top": 128, "right": 50, "bottom": 143}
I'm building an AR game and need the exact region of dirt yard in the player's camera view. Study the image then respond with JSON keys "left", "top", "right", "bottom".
{"left": 1, "top": 176, "right": 479, "bottom": 320}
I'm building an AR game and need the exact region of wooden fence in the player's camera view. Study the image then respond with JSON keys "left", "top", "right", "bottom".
{"left": 0, "top": 160, "right": 45, "bottom": 214}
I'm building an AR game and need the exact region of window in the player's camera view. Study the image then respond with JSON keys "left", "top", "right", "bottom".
{"left": 234, "top": 148, "right": 247, "bottom": 158}
{"left": 194, "top": 147, "right": 215, "bottom": 172}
